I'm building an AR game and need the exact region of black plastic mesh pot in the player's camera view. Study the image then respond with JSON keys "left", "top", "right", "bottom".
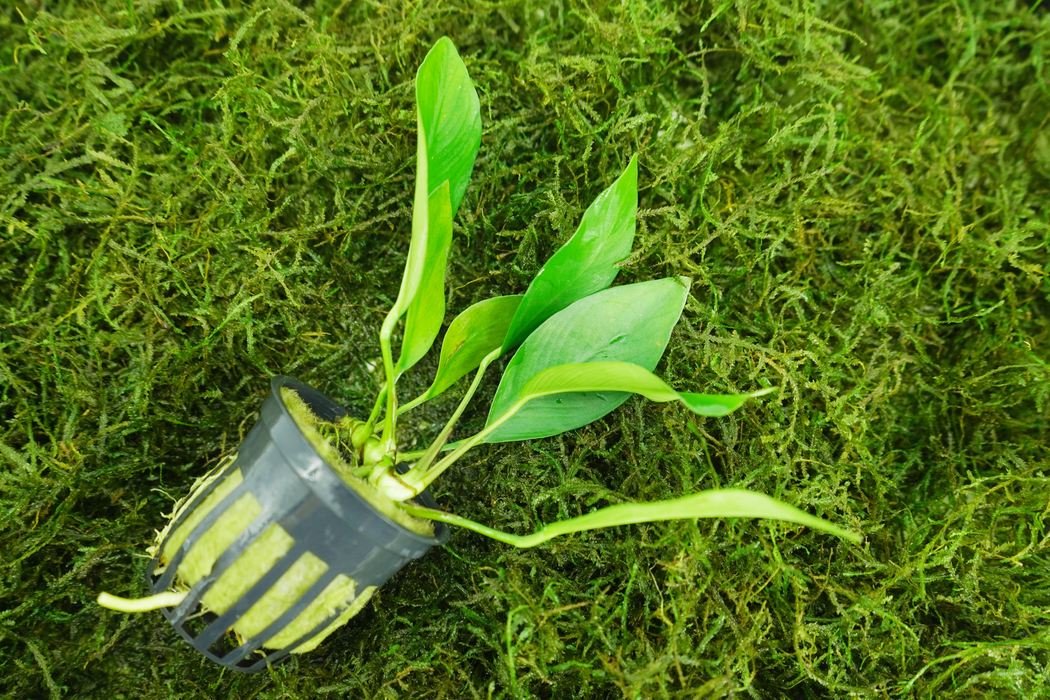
{"left": 146, "top": 376, "right": 449, "bottom": 673}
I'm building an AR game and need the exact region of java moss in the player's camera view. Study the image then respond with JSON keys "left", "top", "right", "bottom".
{"left": 3, "top": 0, "right": 1048, "bottom": 697}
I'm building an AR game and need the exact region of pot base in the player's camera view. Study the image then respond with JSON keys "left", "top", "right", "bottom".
{"left": 146, "top": 376, "right": 448, "bottom": 672}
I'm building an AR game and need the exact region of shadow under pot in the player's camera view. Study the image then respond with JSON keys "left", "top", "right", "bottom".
{"left": 146, "top": 376, "right": 449, "bottom": 673}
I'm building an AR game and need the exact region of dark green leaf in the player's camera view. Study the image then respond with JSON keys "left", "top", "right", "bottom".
{"left": 503, "top": 155, "right": 638, "bottom": 351}
{"left": 485, "top": 277, "right": 690, "bottom": 442}
{"left": 416, "top": 36, "right": 482, "bottom": 213}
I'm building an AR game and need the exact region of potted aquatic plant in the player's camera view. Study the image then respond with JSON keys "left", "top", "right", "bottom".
{"left": 98, "top": 37, "right": 860, "bottom": 673}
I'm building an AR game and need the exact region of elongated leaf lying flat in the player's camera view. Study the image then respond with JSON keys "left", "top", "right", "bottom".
{"left": 485, "top": 277, "right": 690, "bottom": 442}
{"left": 396, "top": 182, "right": 453, "bottom": 376}
{"left": 416, "top": 36, "right": 482, "bottom": 214}
{"left": 420, "top": 295, "right": 523, "bottom": 400}
{"left": 401, "top": 488, "right": 862, "bottom": 547}
{"left": 502, "top": 156, "right": 638, "bottom": 351}
{"left": 518, "top": 361, "right": 774, "bottom": 417}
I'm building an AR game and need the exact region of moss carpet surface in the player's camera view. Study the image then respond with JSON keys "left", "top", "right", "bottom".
{"left": 1, "top": 1, "right": 1048, "bottom": 698}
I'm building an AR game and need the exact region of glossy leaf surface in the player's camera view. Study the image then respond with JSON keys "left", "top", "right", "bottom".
{"left": 391, "top": 37, "right": 481, "bottom": 366}
{"left": 402, "top": 488, "right": 862, "bottom": 547}
{"left": 422, "top": 295, "right": 524, "bottom": 400}
{"left": 502, "top": 156, "right": 638, "bottom": 351}
{"left": 416, "top": 36, "right": 482, "bottom": 213}
{"left": 519, "top": 361, "right": 774, "bottom": 417}
{"left": 396, "top": 181, "right": 453, "bottom": 376}
{"left": 485, "top": 277, "right": 690, "bottom": 442}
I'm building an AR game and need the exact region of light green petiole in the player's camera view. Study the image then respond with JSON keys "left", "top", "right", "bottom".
{"left": 408, "top": 372, "right": 775, "bottom": 494}
{"left": 378, "top": 311, "right": 400, "bottom": 453}
{"left": 409, "top": 393, "right": 532, "bottom": 492}
{"left": 397, "top": 391, "right": 427, "bottom": 416}
{"left": 369, "top": 114, "right": 432, "bottom": 462}
{"left": 398, "top": 441, "right": 461, "bottom": 461}
{"left": 365, "top": 386, "right": 386, "bottom": 434}
{"left": 400, "top": 347, "right": 501, "bottom": 491}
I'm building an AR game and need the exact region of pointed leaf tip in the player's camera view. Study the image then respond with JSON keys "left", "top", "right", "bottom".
{"left": 486, "top": 278, "right": 688, "bottom": 442}
{"left": 416, "top": 37, "right": 482, "bottom": 215}
{"left": 502, "top": 156, "right": 640, "bottom": 351}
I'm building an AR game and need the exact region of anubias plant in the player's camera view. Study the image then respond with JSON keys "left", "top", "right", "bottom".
{"left": 98, "top": 37, "right": 860, "bottom": 663}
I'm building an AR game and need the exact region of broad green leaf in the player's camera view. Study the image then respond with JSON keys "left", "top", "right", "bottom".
{"left": 416, "top": 37, "right": 482, "bottom": 214}
{"left": 485, "top": 277, "right": 690, "bottom": 442}
{"left": 518, "top": 361, "right": 774, "bottom": 417}
{"left": 422, "top": 295, "right": 524, "bottom": 400}
{"left": 396, "top": 181, "right": 453, "bottom": 376}
{"left": 401, "top": 488, "right": 862, "bottom": 547}
{"left": 502, "top": 155, "right": 638, "bottom": 351}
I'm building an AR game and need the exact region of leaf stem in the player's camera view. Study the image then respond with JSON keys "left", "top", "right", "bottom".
{"left": 399, "top": 504, "right": 541, "bottom": 547}
{"left": 378, "top": 311, "right": 400, "bottom": 450}
{"left": 412, "top": 395, "right": 530, "bottom": 492}
{"left": 397, "top": 392, "right": 426, "bottom": 416}
{"left": 366, "top": 386, "right": 386, "bottom": 431}
{"left": 405, "top": 348, "right": 499, "bottom": 483}
{"left": 398, "top": 440, "right": 462, "bottom": 461}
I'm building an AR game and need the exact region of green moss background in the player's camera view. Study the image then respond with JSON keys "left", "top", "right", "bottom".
{"left": 1, "top": 0, "right": 1048, "bottom": 697}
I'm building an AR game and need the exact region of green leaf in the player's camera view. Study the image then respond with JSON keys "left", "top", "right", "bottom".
{"left": 485, "top": 277, "right": 690, "bottom": 442}
{"left": 519, "top": 361, "right": 774, "bottom": 417}
{"left": 388, "top": 35, "right": 481, "bottom": 365}
{"left": 502, "top": 155, "right": 638, "bottom": 351}
{"left": 396, "top": 181, "right": 453, "bottom": 376}
{"left": 388, "top": 113, "right": 432, "bottom": 321}
{"left": 416, "top": 36, "right": 482, "bottom": 214}
{"left": 421, "top": 295, "right": 524, "bottom": 401}
{"left": 401, "top": 488, "right": 862, "bottom": 547}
